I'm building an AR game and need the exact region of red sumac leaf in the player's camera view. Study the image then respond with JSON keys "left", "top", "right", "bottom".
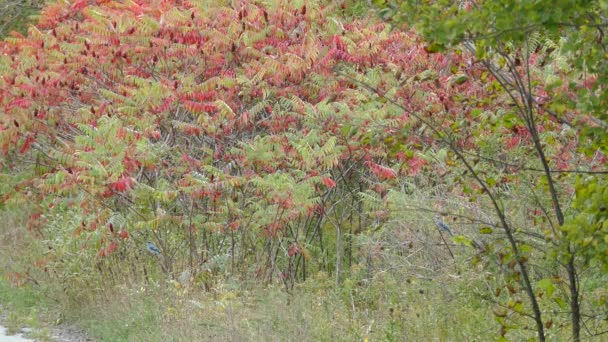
{"left": 229, "top": 221, "right": 239, "bottom": 231}
{"left": 288, "top": 243, "right": 300, "bottom": 257}
{"left": 321, "top": 177, "right": 336, "bottom": 188}
{"left": 9, "top": 98, "right": 32, "bottom": 109}
{"left": 111, "top": 176, "right": 134, "bottom": 192}
{"left": 407, "top": 157, "right": 427, "bottom": 176}
{"left": 366, "top": 161, "right": 397, "bottom": 179}
{"left": 71, "top": 0, "right": 88, "bottom": 11}
{"left": 19, "top": 135, "right": 34, "bottom": 154}
{"left": 505, "top": 136, "right": 520, "bottom": 149}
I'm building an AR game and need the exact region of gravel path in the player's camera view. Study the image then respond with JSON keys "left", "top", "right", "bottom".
{"left": 0, "top": 305, "right": 93, "bottom": 342}
{"left": 0, "top": 324, "right": 93, "bottom": 342}
{"left": 48, "top": 326, "right": 94, "bottom": 342}
{"left": 0, "top": 304, "right": 93, "bottom": 342}
{"left": 0, "top": 326, "right": 33, "bottom": 341}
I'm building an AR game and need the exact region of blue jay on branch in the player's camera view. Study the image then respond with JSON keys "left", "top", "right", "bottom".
{"left": 146, "top": 241, "right": 161, "bottom": 256}
{"left": 433, "top": 215, "right": 453, "bottom": 236}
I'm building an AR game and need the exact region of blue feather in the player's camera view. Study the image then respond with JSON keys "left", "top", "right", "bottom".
{"left": 434, "top": 215, "right": 453, "bottom": 235}
{"left": 146, "top": 242, "right": 161, "bottom": 255}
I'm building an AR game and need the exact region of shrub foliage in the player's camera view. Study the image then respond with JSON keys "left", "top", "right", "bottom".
{"left": 0, "top": 0, "right": 606, "bottom": 339}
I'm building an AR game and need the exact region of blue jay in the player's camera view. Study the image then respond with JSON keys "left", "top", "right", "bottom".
{"left": 433, "top": 215, "right": 453, "bottom": 235}
{"left": 146, "top": 241, "right": 161, "bottom": 256}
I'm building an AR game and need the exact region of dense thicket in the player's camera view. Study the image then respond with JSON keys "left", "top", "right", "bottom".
{"left": 0, "top": 0, "right": 606, "bottom": 340}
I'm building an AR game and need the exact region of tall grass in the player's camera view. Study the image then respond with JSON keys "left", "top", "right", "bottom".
{"left": 0, "top": 204, "right": 496, "bottom": 341}
{"left": 3, "top": 199, "right": 598, "bottom": 341}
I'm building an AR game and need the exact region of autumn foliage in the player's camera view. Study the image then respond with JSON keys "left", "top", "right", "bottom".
{"left": 0, "top": 0, "right": 602, "bottom": 296}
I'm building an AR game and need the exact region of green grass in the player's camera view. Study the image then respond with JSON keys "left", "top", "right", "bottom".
{"left": 0, "top": 278, "right": 44, "bottom": 311}
{"left": 25, "top": 268, "right": 493, "bottom": 341}
{"left": 0, "top": 278, "right": 53, "bottom": 339}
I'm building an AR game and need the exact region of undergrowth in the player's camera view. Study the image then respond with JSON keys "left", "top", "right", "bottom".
{"left": 0, "top": 205, "right": 501, "bottom": 341}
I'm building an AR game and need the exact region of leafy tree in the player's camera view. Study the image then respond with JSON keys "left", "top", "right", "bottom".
{"left": 370, "top": 0, "right": 608, "bottom": 340}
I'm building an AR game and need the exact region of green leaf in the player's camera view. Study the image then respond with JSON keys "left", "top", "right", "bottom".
{"left": 554, "top": 297, "right": 567, "bottom": 310}
{"left": 452, "top": 235, "right": 472, "bottom": 246}
{"left": 451, "top": 74, "right": 468, "bottom": 85}
{"left": 424, "top": 43, "right": 445, "bottom": 53}
{"left": 486, "top": 177, "right": 496, "bottom": 187}
{"left": 536, "top": 278, "right": 556, "bottom": 297}
{"left": 479, "top": 227, "right": 493, "bottom": 234}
